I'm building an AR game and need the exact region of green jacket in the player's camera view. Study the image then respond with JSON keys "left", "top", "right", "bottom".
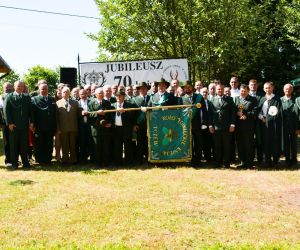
{"left": 3, "top": 93, "right": 32, "bottom": 129}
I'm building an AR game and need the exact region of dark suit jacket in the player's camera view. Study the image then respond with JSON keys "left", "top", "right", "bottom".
{"left": 31, "top": 95, "right": 56, "bottom": 131}
{"left": 281, "top": 96, "right": 298, "bottom": 133}
{"left": 181, "top": 93, "right": 208, "bottom": 132}
{"left": 132, "top": 95, "right": 150, "bottom": 126}
{"left": 234, "top": 95, "right": 258, "bottom": 130}
{"left": 111, "top": 101, "right": 137, "bottom": 138}
{"left": 88, "top": 98, "right": 113, "bottom": 136}
{"left": 3, "top": 93, "right": 32, "bottom": 129}
{"left": 209, "top": 95, "right": 236, "bottom": 130}
{"left": 258, "top": 95, "right": 282, "bottom": 127}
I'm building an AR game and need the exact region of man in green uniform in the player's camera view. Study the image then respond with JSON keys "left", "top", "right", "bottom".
{"left": 3, "top": 80, "right": 32, "bottom": 169}
{"left": 281, "top": 83, "right": 298, "bottom": 166}
{"left": 31, "top": 82, "right": 56, "bottom": 164}
{"left": 132, "top": 82, "right": 150, "bottom": 165}
{"left": 257, "top": 82, "right": 282, "bottom": 167}
{"left": 111, "top": 90, "right": 137, "bottom": 166}
{"left": 209, "top": 83, "right": 236, "bottom": 168}
{"left": 234, "top": 84, "right": 258, "bottom": 169}
{"left": 88, "top": 87, "right": 113, "bottom": 167}
{"left": 181, "top": 81, "right": 208, "bottom": 167}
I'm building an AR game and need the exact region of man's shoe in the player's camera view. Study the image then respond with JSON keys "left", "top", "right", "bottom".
{"left": 23, "top": 163, "right": 32, "bottom": 169}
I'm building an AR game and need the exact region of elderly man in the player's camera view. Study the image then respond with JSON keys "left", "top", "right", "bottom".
{"left": 3, "top": 80, "right": 32, "bottom": 169}
{"left": 258, "top": 82, "right": 282, "bottom": 167}
{"left": 207, "top": 83, "right": 216, "bottom": 101}
{"left": 125, "top": 85, "right": 134, "bottom": 101}
{"left": 181, "top": 81, "right": 208, "bottom": 167}
{"left": 281, "top": 83, "right": 298, "bottom": 166}
{"left": 0, "top": 82, "right": 14, "bottom": 166}
{"left": 148, "top": 79, "right": 177, "bottom": 106}
{"left": 56, "top": 86, "right": 81, "bottom": 164}
{"left": 111, "top": 90, "right": 137, "bottom": 166}
{"left": 103, "top": 85, "right": 116, "bottom": 104}
{"left": 89, "top": 87, "right": 113, "bottom": 166}
{"left": 31, "top": 82, "right": 56, "bottom": 164}
{"left": 78, "top": 89, "right": 94, "bottom": 163}
{"left": 132, "top": 82, "right": 150, "bottom": 164}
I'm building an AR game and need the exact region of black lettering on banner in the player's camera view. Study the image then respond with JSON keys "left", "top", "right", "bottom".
{"left": 123, "top": 75, "right": 132, "bottom": 86}
{"left": 143, "top": 62, "right": 149, "bottom": 70}
{"left": 157, "top": 61, "right": 163, "bottom": 69}
{"left": 150, "top": 62, "right": 156, "bottom": 70}
{"left": 118, "top": 64, "right": 125, "bottom": 71}
{"left": 136, "top": 62, "right": 142, "bottom": 71}
{"left": 114, "top": 75, "right": 122, "bottom": 85}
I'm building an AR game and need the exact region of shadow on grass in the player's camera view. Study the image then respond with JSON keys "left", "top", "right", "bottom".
{"left": 0, "top": 159, "right": 299, "bottom": 173}
{"left": 8, "top": 179, "right": 35, "bottom": 186}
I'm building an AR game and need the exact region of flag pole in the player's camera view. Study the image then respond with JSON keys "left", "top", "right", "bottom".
{"left": 87, "top": 103, "right": 202, "bottom": 114}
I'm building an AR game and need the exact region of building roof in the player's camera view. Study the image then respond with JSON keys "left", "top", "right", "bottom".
{"left": 0, "top": 55, "right": 11, "bottom": 73}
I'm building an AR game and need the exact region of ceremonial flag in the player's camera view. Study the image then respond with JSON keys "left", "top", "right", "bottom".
{"left": 147, "top": 108, "right": 192, "bottom": 163}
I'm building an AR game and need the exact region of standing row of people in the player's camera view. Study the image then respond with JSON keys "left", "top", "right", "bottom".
{"left": 0, "top": 77, "right": 299, "bottom": 169}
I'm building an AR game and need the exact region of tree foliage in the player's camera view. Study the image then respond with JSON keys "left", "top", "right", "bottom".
{"left": 90, "top": 0, "right": 300, "bottom": 88}
{"left": 23, "top": 65, "right": 59, "bottom": 96}
{"left": 0, "top": 70, "right": 20, "bottom": 86}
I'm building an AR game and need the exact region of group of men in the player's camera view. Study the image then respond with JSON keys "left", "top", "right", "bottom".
{"left": 0, "top": 76, "right": 299, "bottom": 170}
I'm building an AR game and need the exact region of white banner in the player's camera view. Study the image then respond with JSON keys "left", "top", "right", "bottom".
{"left": 79, "top": 58, "right": 189, "bottom": 86}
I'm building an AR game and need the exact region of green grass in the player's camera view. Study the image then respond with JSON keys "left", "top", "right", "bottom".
{"left": 0, "top": 142, "right": 300, "bottom": 249}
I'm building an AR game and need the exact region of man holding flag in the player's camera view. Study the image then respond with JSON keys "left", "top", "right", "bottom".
{"left": 181, "top": 81, "right": 208, "bottom": 167}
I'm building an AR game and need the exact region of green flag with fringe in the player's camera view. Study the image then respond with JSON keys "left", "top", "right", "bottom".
{"left": 147, "top": 108, "right": 192, "bottom": 163}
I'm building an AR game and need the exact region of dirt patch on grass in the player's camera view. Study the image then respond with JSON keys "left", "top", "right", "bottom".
{"left": 278, "top": 187, "right": 300, "bottom": 209}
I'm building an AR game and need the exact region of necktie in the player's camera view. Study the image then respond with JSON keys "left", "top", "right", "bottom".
{"left": 144, "top": 96, "right": 147, "bottom": 106}
{"left": 44, "top": 96, "right": 48, "bottom": 102}
{"left": 219, "top": 97, "right": 222, "bottom": 106}
{"left": 117, "top": 104, "right": 121, "bottom": 116}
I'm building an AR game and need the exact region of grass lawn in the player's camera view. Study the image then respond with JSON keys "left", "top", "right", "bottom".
{"left": 0, "top": 147, "right": 300, "bottom": 249}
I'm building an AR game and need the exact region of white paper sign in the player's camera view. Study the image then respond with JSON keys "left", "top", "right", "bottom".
{"left": 79, "top": 58, "right": 189, "bottom": 86}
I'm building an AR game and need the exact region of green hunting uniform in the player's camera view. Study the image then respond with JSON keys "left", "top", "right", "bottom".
{"left": 281, "top": 96, "right": 298, "bottom": 166}
{"left": 3, "top": 92, "right": 32, "bottom": 168}
{"left": 209, "top": 95, "right": 236, "bottom": 167}
{"left": 31, "top": 95, "right": 56, "bottom": 163}
{"left": 132, "top": 94, "right": 150, "bottom": 164}
{"left": 89, "top": 98, "right": 113, "bottom": 166}
{"left": 234, "top": 95, "right": 258, "bottom": 168}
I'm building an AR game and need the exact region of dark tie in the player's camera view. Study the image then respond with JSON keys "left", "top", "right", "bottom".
{"left": 144, "top": 96, "right": 147, "bottom": 106}
{"left": 117, "top": 104, "right": 121, "bottom": 116}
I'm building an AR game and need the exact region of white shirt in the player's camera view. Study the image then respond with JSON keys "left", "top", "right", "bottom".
{"left": 79, "top": 99, "right": 88, "bottom": 111}
{"left": 115, "top": 102, "right": 124, "bottom": 126}
{"left": 230, "top": 88, "right": 240, "bottom": 97}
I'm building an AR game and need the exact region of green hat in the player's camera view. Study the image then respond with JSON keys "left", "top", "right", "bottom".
{"left": 156, "top": 78, "right": 170, "bottom": 88}
{"left": 115, "top": 90, "right": 126, "bottom": 96}
{"left": 136, "top": 82, "right": 150, "bottom": 90}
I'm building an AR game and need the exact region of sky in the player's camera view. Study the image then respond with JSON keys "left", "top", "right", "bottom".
{"left": 0, "top": 0, "right": 100, "bottom": 75}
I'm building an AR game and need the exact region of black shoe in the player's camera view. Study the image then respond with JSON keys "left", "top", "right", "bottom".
{"left": 9, "top": 164, "right": 18, "bottom": 170}
{"left": 223, "top": 164, "right": 230, "bottom": 168}
{"left": 23, "top": 164, "right": 32, "bottom": 169}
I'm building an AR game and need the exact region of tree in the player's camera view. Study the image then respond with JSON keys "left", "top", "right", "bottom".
{"left": 90, "top": 0, "right": 300, "bottom": 88}
{"left": 23, "top": 65, "right": 59, "bottom": 96}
